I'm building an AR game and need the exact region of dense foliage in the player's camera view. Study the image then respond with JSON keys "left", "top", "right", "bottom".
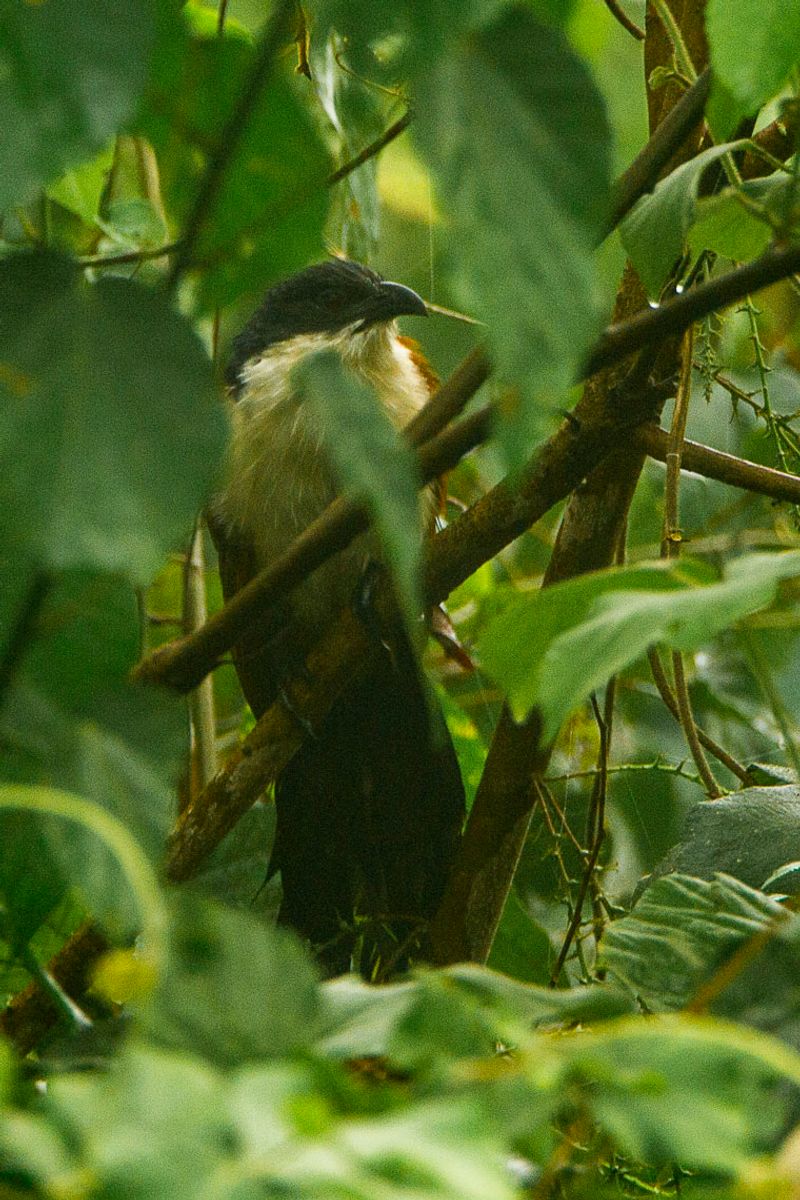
{"left": 2, "top": 0, "right": 800, "bottom": 1195}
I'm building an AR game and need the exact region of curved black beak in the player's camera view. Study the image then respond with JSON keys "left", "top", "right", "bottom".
{"left": 377, "top": 280, "right": 428, "bottom": 319}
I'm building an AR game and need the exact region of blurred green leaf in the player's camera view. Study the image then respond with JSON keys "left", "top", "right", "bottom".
{"left": 0, "top": 252, "right": 227, "bottom": 581}
{"left": 707, "top": 0, "right": 800, "bottom": 113}
{"left": 479, "top": 551, "right": 800, "bottom": 738}
{"left": 139, "top": 895, "right": 320, "bottom": 1067}
{"left": 300, "top": 350, "right": 423, "bottom": 630}
{"left": 46, "top": 146, "right": 115, "bottom": 227}
{"left": 309, "top": 0, "right": 513, "bottom": 77}
{"left": 0, "top": 783, "right": 167, "bottom": 954}
{"left": 46, "top": 1042, "right": 229, "bottom": 1200}
{"left": 414, "top": 5, "right": 612, "bottom": 464}
{"left": 0, "top": 0, "right": 154, "bottom": 211}
{"left": 138, "top": 9, "right": 329, "bottom": 310}
{"left": 317, "top": 964, "right": 634, "bottom": 1058}
{"left": 569, "top": 1016, "right": 793, "bottom": 1172}
{"left": 621, "top": 142, "right": 742, "bottom": 297}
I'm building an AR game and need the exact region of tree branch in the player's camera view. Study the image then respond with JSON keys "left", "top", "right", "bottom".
{"left": 607, "top": 66, "right": 710, "bottom": 232}
{"left": 585, "top": 241, "right": 800, "bottom": 376}
{"left": 636, "top": 424, "right": 800, "bottom": 505}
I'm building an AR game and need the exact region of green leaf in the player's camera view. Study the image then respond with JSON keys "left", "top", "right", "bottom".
{"left": 414, "top": 5, "right": 612, "bottom": 464}
{"left": 0, "top": 253, "right": 227, "bottom": 582}
{"left": 310, "top": 0, "right": 512, "bottom": 77}
{"left": 569, "top": 1015, "right": 793, "bottom": 1172}
{"left": 138, "top": 11, "right": 328, "bottom": 310}
{"left": 689, "top": 172, "right": 798, "bottom": 261}
{"left": 0, "top": 568, "right": 185, "bottom": 942}
{"left": 599, "top": 872, "right": 790, "bottom": 1010}
{"left": 621, "top": 142, "right": 743, "bottom": 296}
{"left": 46, "top": 146, "right": 115, "bottom": 227}
{"left": 707, "top": 0, "right": 800, "bottom": 113}
{"left": 299, "top": 351, "right": 423, "bottom": 629}
{"left": 0, "top": 784, "right": 167, "bottom": 961}
{"left": 0, "top": 1112, "right": 76, "bottom": 1188}
{"left": 478, "top": 550, "right": 800, "bottom": 738}
{"left": 0, "top": 0, "right": 154, "bottom": 211}
{"left": 139, "top": 895, "right": 320, "bottom": 1068}
{"left": 46, "top": 1042, "right": 230, "bottom": 1200}
{"left": 487, "top": 893, "right": 556, "bottom": 985}
{"left": 317, "top": 964, "right": 634, "bottom": 1059}
{"left": 648, "top": 786, "right": 800, "bottom": 892}
{"left": 688, "top": 191, "right": 773, "bottom": 262}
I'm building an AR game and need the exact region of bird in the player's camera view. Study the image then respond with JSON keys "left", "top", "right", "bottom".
{"left": 209, "top": 258, "right": 465, "bottom": 977}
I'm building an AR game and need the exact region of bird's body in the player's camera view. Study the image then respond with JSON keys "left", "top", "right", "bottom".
{"left": 210, "top": 260, "right": 465, "bottom": 974}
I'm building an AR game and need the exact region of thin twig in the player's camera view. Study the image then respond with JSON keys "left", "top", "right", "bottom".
{"left": 647, "top": 647, "right": 753, "bottom": 784}
{"left": 602, "top": 0, "right": 645, "bottom": 40}
{"left": 671, "top": 651, "right": 723, "bottom": 796}
{"left": 549, "top": 688, "right": 612, "bottom": 984}
{"left": 165, "top": 0, "right": 295, "bottom": 291}
{"left": 0, "top": 572, "right": 50, "bottom": 705}
{"left": 19, "top": 947, "right": 92, "bottom": 1035}
{"left": 584, "top": 242, "right": 800, "bottom": 377}
{"left": 184, "top": 522, "right": 219, "bottom": 796}
{"left": 327, "top": 110, "right": 412, "bottom": 186}
{"left": 78, "top": 241, "right": 182, "bottom": 269}
{"left": 660, "top": 331, "right": 723, "bottom": 797}
{"left": 649, "top": 0, "right": 697, "bottom": 82}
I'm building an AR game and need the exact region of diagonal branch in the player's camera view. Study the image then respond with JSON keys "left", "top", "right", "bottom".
{"left": 607, "top": 66, "right": 710, "bottom": 232}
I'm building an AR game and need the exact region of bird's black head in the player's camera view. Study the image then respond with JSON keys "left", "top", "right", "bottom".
{"left": 226, "top": 259, "right": 427, "bottom": 390}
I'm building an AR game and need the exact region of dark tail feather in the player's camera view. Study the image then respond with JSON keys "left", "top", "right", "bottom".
{"left": 272, "top": 645, "right": 464, "bottom": 978}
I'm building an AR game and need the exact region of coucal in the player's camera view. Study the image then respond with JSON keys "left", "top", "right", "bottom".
{"left": 210, "top": 259, "right": 465, "bottom": 976}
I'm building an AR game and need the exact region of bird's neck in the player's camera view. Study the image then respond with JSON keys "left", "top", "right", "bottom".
{"left": 234, "top": 321, "right": 428, "bottom": 432}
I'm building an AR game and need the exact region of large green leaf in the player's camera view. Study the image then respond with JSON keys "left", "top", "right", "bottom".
{"left": 0, "top": 567, "right": 185, "bottom": 942}
{"left": 413, "top": 5, "right": 612, "bottom": 464}
{"left": 46, "top": 1043, "right": 229, "bottom": 1200}
{"left": 0, "top": 784, "right": 166, "bottom": 957}
{"left": 599, "top": 872, "right": 792, "bottom": 1010}
{"left": 139, "top": 896, "right": 321, "bottom": 1068}
{"left": 479, "top": 550, "right": 800, "bottom": 740}
{"left": 621, "top": 142, "right": 742, "bottom": 296}
{"left": 299, "top": 351, "right": 423, "bottom": 629}
{"left": 567, "top": 1016, "right": 793, "bottom": 1172}
{"left": 0, "top": 253, "right": 227, "bottom": 581}
{"left": 0, "top": 0, "right": 154, "bottom": 211}
{"left": 317, "top": 965, "right": 634, "bottom": 1059}
{"left": 648, "top": 786, "right": 800, "bottom": 893}
{"left": 707, "top": 0, "right": 800, "bottom": 113}
{"left": 138, "top": 8, "right": 329, "bottom": 310}
{"left": 688, "top": 171, "right": 799, "bottom": 262}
